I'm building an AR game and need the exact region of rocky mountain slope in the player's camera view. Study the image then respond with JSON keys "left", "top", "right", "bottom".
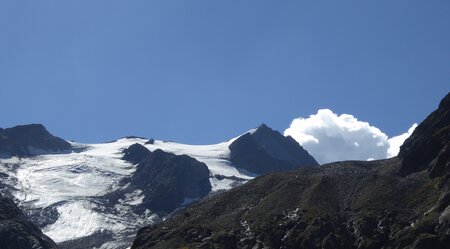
{"left": 0, "top": 124, "right": 67, "bottom": 249}
{"left": 0, "top": 195, "right": 57, "bottom": 249}
{"left": 0, "top": 123, "right": 316, "bottom": 249}
{"left": 131, "top": 93, "right": 450, "bottom": 249}
{"left": 0, "top": 124, "right": 71, "bottom": 157}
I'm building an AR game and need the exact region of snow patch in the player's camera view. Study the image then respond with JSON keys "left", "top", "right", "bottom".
{"left": 210, "top": 177, "right": 242, "bottom": 191}
{"left": 12, "top": 138, "right": 142, "bottom": 208}
{"left": 43, "top": 201, "right": 114, "bottom": 243}
{"left": 121, "top": 189, "right": 144, "bottom": 206}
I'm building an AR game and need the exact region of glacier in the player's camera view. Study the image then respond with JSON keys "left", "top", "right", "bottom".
{"left": 0, "top": 134, "right": 255, "bottom": 248}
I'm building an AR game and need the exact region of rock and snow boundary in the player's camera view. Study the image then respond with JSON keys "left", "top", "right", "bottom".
{"left": 0, "top": 124, "right": 317, "bottom": 249}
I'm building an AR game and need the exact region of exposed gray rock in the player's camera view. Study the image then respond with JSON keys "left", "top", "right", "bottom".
{"left": 0, "top": 124, "right": 71, "bottom": 158}
{"left": 122, "top": 143, "right": 152, "bottom": 165}
{"left": 105, "top": 149, "right": 212, "bottom": 215}
{"left": 0, "top": 195, "right": 58, "bottom": 249}
{"left": 399, "top": 92, "right": 450, "bottom": 177}
{"left": 229, "top": 124, "right": 318, "bottom": 175}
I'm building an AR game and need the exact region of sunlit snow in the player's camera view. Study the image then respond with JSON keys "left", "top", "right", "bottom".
{"left": 0, "top": 131, "right": 256, "bottom": 248}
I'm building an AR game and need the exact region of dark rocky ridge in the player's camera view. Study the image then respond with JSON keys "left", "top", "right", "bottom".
{"left": 399, "top": 93, "right": 450, "bottom": 178}
{"left": 229, "top": 124, "right": 318, "bottom": 175}
{"left": 0, "top": 195, "right": 58, "bottom": 249}
{"left": 131, "top": 93, "right": 450, "bottom": 249}
{"left": 0, "top": 124, "right": 71, "bottom": 157}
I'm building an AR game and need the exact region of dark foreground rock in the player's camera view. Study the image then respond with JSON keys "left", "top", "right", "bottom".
{"left": 0, "top": 195, "right": 58, "bottom": 249}
{"left": 131, "top": 93, "right": 450, "bottom": 249}
{"left": 399, "top": 93, "right": 450, "bottom": 178}
{"left": 58, "top": 230, "right": 114, "bottom": 249}
{"left": 0, "top": 124, "right": 71, "bottom": 157}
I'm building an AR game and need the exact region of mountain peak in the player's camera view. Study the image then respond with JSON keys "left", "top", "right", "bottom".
{"left": 229, "top": 124, "right": 318, "bottom": 174}
{"left": 0, "top": 123, "right": 71, "bottom": 157}
{"left": 256, "top": 123, "right": 270, "bottom": 130}
{"left": 4, "top": 123, "right": 46, "bottom": 132}
{"left": 252, "top": 123, "right": 277, "bottom": 135}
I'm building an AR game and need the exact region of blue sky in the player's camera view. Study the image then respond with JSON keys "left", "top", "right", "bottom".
{"left": 0, "top": 0, "right": 449, "bottom": 144}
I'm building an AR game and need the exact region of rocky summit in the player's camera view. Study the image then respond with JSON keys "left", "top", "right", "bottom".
{"left": 229, "top": 124, "right": 318, "bottom": 175}
{"left": 131, "top": 93, "right": 450, "bottom": 249}
{"left": 0, "top": 124, "right": 71, "bottom": 157}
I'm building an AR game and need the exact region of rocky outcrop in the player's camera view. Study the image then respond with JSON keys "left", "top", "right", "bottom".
{"left": 145, "top": 139, "right": 155, "bottom": 145}
{"left": 0, "top": 124, "right": 71, "bottom": 157}
{"left": 131, "top": 93, "right": 450, "bottom": 249}
{"left": 0, "top": 195, "right": 58, "bottom": 249}
{"left": 131, "top": 149, "right": 212, "bottom": 213}
{"left": 106, "top": 149, "right": 212, "bottom": 215}
{"left": 122, "top": 143, "right": 152, "bottom": 165}
{"left": 229, "top": 124, "right": 318, "bottom": 175}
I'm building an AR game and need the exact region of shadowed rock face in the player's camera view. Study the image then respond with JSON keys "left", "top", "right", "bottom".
{"left": 0, "top": 195, "right": 58, "bottom": 249}
{"left": 130, "top": 93, "right": 450, "bottom": 249}
{"left": 105, "top": 148, "right": 212, "bottom": 215}
{"left": 0, "top": 124, "right": 71, "bottom": 157}
{"left": 229, "top": 124, "right": 318, "bottom": 175}
{"left": 131, "top": 149, "right": 212, "bottom": 213}
{"left": 122, "top": 143, "right": 152, "bottom": 165}
{"left": 399, "top": 92, "right": 450, "bottom": 178}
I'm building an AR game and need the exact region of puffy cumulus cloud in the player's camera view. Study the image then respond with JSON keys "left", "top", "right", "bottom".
{"left": 284, "top": 109, "right": 417, "bottom": 164}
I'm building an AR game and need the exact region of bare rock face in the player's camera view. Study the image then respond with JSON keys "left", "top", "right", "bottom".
{"left": 122, "top": 143, "right": 152, "bottom": 165}
{"left": 0, "top": 195, "right": 58, "bottom": 249}
{"left": 106, "top": 148, "right": 212, "bottom": 215}
{"left": 229, "top": 124, "right": 318, "bottom": 175}
{"left": 0, "top": 124, "right": 71, "bottom": 157}
{"left": 130, "top": 149, "right": 212, "bottom": 213}
{"left": 130, "top": 93, "right": 450, "bottom": 249}
{"left": 398, "top": 92, "right": 450, "bottom": 177}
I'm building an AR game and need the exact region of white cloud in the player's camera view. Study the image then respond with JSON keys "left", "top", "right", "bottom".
{"left": 284, "top": 109, "right": 417, "bottom": 164}
{"left": 387, "top": 123, "right": 418, "bottom": 158}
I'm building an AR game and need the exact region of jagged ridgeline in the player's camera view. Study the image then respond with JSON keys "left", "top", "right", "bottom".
{"left": 0, "top": 120, "right": 317, "bottom": 248}
{"left": 131, "top": 92, "right": 450, "bottom": 249}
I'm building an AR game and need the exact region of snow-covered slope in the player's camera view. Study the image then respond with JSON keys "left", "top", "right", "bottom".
{"left": 0, "top": 124, "right": 317, "bottom": 249}
{"left": 1, "top": 138, "right": 151, "bottom": 248}
{"left": 0, "top": 134, "right": 255, "bottom": 248}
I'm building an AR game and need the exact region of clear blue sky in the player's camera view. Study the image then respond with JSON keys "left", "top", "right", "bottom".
{"left": 0, "top": 0, "right": 449, "bottom": 144}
